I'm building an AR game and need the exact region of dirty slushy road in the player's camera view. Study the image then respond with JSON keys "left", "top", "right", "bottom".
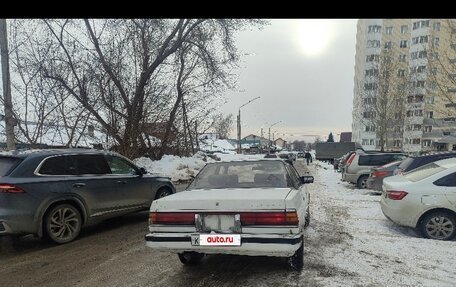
{"left": 0, "top": 161, "right": 325, "bottom": 287}
{"left": 2, "top": 159, "right": 454, "bottom": 286}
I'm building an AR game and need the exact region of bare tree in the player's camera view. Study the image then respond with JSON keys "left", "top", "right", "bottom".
{"left": 426, "top": 19, "right": 456, "bottom": 118}
{"left": 212, "top": 113, "right": 233, "bottom": 139}
{"left": 7, "top": 20, "right": 92, "bottom": 148}
{"left": 0, "top": 19, "right": 15, "bottom": 149}
{"left": 292, "top": 140, "right": 307, "bottom": 151}
{"left": 353, "top": 50, "right": 408, "bottom": 151}
{"left": 15, "top": 19, "right": 265, "bottom": 159}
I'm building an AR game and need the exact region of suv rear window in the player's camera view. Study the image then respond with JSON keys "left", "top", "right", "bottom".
{"left": 0, "top": 157, "right": 23, "bottom": 176}
{"left": 358, "top": 154, "right": 405, "bottom": 166}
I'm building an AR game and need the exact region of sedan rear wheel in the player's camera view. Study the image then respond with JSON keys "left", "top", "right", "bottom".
{"left": 288, "top": 236, "right": 304, "bottom": 270}
{"left": 419, "top": 211, "right": 456, "bottom": 241}
{"left": 178, "top": 252, "right": 204, "bottom": 265}
{"left": 45, "top": 204, "right": 82, "bottom": 244}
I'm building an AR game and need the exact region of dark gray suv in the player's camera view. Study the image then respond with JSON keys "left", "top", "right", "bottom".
{"left": 0, "top": 149, "right": 175, "bottom": 244}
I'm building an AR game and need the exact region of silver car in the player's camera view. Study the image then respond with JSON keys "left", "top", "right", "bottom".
{"left": 343, "top": 152, "right": 406, "bottom": 188}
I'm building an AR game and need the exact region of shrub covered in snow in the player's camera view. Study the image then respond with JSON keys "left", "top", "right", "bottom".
{"left": 134, "top": 152, "right": 215, "bottom": 182}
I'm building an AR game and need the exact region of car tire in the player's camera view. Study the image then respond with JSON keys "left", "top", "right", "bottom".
{"left": 304, "top": 206, "right": 310, "bottom": 228}
{"left": 419, "top": 211, "right": 456, "bottom": 241}
{"left": 155, "top": 187, "right": 173, "bottom": 199}
{"left": 45, "top": 204, "right": 82, "bottom": 244}
{"left": 288, "top": 236, "right": 304, "bottom": 270}
{"left": 178, "top": 252, "right": 204, "bottom": 265}
{"left": 357, "top": 175, "right": 369, "bottom": 189}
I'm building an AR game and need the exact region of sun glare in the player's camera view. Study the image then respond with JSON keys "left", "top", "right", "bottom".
{"left": 296, "top": 20, "right": 333, "bottom": 56}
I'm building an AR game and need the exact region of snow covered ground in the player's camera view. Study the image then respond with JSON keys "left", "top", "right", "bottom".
{"left": 133, "top": 153, "right": 455, "bottom": 285}
{"left": 303, "top": 160, "right": 456, "bottom": 286}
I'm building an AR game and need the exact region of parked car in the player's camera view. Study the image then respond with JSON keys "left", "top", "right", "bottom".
{"left": 315, "top": 142, "right": 363, "bottom": 164}
{"left": 278, "top": 152, "right": 296, "bottom": 161}
{"left": 366, "top": 160, "right": 403, "bottom": 192}
{"left": 342, "top": 152, "right": 407, "bottom": 188}
{"left": 0, "top": 149, "right": 175, "bottom": 244}
{"left": 264, "top": 153, "right": 278, "bottom": 158}
{"left": 145, "top": 159, "right": 314, "bottom": 269}
{"left": 381, "top": 158, "right": 456, "bottom": 240}
{"left": 394, "top": 152, "right": 456, "bottom": 175}
{"left": 297, "top": 151, "right": 305, "bottom": 158}
{"left": 337, "top": 151, "right": 356, "bottom": 174}
{"left": 333, "top": 155, "right": 344, "bottom": 171}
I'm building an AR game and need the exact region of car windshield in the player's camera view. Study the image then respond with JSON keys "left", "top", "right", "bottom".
{"left": 0, "top": 157, "right": 23, "bottom": 176}
{"left": 188, "top": 160, "right": 291, "bottom": 189}
{"left": 404, "top": 162, "right": 446, "bottom": 182}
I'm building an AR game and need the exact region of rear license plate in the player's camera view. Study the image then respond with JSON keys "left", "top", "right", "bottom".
{"left": 191, "top": 234, "right": 241, "bottom": 246}
{"left": 203, "top": 214, "right": 236, "bottom": 233}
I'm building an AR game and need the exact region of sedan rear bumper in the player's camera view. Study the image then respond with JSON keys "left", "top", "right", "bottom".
{"left": 145, "top": 232, "right": 302, "bottom": 257}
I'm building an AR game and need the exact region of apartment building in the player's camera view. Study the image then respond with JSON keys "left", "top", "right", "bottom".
{"left": 352, "top": 19, "right": 456, "bottom": 153}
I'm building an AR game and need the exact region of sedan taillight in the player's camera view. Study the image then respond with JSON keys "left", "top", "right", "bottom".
{"left": 372, "top": 170, "right": 388, "bottom": 178}
{"left": 386, "top": 190, "right": 408, "bottom": 200}
{"left": 240, "top": 211, "right": 298, "bottom": 225}
{"left": 0, "top": 184, "right": 24, "bottom": 193}
{"left": 149, "top": 212, "right": 195, "bottom": 225}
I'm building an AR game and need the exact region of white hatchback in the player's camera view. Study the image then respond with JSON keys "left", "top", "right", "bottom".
{"left": 381, "top": 158, "right": 456, "bottom": 240}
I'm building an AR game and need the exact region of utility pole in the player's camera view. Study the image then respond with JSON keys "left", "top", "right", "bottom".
{"left": 237, "top": 111, "right": 241, "bottom": 153}
{"left": 237, "top": 96, "right": 260, "bottom": 154}
{"left": 268, "top": 121, "right": 281, "bottom": 150}
{"left": 0, "top": 19, "right": 15, "bottom": 150}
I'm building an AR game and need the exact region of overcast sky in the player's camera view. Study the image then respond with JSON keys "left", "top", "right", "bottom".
{"left": 221, "top": 19, "right": 358, "bottom": 142}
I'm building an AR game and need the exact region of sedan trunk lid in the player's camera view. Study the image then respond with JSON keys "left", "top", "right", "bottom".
{"left": 151, "top": 188, "right": 293, "bottom": 211}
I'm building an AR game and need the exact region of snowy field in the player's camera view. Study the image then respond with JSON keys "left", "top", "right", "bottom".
{"left": 133, "top": 154, "right": 455, "bottom": 286}
{"left": 305, "top": 160, "right": 456, "bottom": 286}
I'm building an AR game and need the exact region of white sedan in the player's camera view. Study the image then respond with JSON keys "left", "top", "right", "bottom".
{"left": 145, "top": 159, "right": 313, "bottom": 269}
{"left": 381, "top": 158, "right": 456, "bottom": 240}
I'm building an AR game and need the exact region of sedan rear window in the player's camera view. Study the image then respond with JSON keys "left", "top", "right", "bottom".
{"left": 398, "top": 157, "right": 414, "bottom": 171}
{"left": 0, "top": 157, "right": 23, "bottom": 176}
{"left": 404, "top": 163, "right": 445, "bottom": 182}
{"left": 188, "top": 161, "right": 292, "bottom": 189}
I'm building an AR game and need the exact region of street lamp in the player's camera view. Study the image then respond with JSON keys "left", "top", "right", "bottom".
{"left": 268, "top": 121, "right": 281, "bottom": 149}
{"left": 237, "top": 96, "right": 260, "bottom": 153}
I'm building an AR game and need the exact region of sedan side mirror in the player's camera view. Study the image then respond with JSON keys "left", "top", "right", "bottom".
{"left": 301, "top": 175, "right": 314, "bottom": 184}
{"left": 138, "top": 167, "right": 148, "bottom": 175}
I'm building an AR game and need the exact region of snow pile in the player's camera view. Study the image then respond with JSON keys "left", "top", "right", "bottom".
{"left": 134, "top": 152, "right": 267, "bottom": 182}
{"left": 134, "top": 152, "right": 215, "bottom": 182}
{"left": 199, "top": 139, "right": 236, "bottom": 153}
{"left": 214, "top": 152, "right": 265, "bottom": 162}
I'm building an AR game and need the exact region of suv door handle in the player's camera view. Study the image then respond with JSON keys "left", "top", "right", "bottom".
{"left": 117, "top": 180, "right": 127, "bottom": 184}
{"left": 72, "top": 183, "right": 86, "bottom": 188}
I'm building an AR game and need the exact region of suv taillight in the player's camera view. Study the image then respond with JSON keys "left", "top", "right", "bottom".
{"left": 0, "top": 184, "right": 24, "bottom": 193}
{"left": 346, "top": 153, "right": 356, "bottom": 166}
